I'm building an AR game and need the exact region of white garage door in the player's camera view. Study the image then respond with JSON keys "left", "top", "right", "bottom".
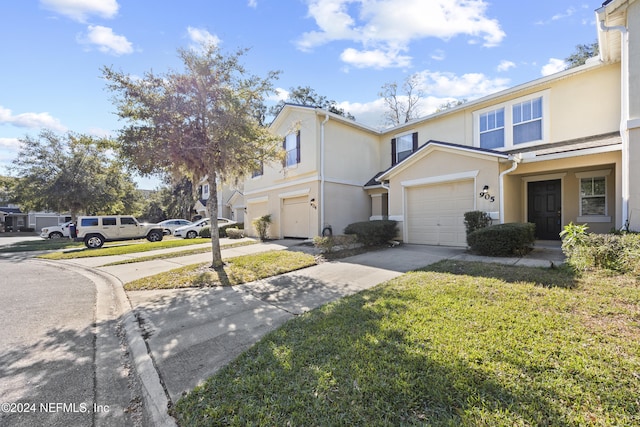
{"left": 282, "top": 196, "right": 309, "bottom": 238}
{"left": 406, "top": 180, "right": 474, "bottom": 246}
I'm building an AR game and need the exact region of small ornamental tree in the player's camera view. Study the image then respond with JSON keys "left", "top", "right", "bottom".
{"left": 103, "top": 44, "right": 283, "bottom": 269}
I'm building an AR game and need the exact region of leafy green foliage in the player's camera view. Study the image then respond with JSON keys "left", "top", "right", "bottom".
{"left": 103, "top": 43, "right": 283, "bottom": 267}
{"left": 6, "top": 130, "right": 140, "bottom": 218}
{"left": 313, "top": 234, "right": 359, "bottom": 253}
{"left": 269, "top": 85, "right": 355, "bottom": 120}
{"left": 252, "top": 214, "right": 271, "bottom": 241}
{"left": 225, "top": 228, "right": 244, "bottom": 239}
{"left": 463, "top": 210, "right": 492, "bottom": 236}
{"left": 563, "top": 229, "right": 640, "bottom": 274}
{"left": 565, "top": 41, "right": 599, "bottom": 69}
{"left": 467, "top": 223, "right": 535, "bottom": 256}
{"left": 344, "top": 220, "right": 398, "bottom": 246}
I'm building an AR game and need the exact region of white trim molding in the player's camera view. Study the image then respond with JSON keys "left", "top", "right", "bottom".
{"left": 401, "top": 170, "right": 479, "bottom": 188}
{"left": 278, "top": 188, "right": 310, "bottom": 199}
{"left": 246, "top": 196, "right": 268, "bottom": 204}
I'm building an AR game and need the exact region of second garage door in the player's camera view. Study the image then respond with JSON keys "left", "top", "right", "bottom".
{"left": 282, "top": 196, "right": 309, "bottom": 238}
{"left": 405, "top": 180, "right": 474, "bottom": 246}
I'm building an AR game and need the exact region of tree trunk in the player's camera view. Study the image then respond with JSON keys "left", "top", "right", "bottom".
{"left": 208, "top": 173, "right": 224, "bottom": 269}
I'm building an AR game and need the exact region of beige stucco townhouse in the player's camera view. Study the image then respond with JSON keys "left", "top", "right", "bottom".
{"left": 245, "top": 0, "right": 640, "bottom": 246}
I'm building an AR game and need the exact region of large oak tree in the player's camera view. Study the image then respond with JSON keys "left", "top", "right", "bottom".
{"left": 7, "top": 130, "right": 139, "bottom": 220}
{"left": 103, "top": 44, "right": 283, "bottom": 268}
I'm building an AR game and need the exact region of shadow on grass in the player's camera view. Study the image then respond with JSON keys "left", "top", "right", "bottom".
{"left": 420, "top": 259, "right": 579, "bottom": 289}
{"left": 173, "top": 288, "right": 576, "bottom": 426}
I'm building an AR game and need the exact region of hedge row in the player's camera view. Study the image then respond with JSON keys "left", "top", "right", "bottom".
{"left": 467, "top": 223, "right": 535, "bottom": 256}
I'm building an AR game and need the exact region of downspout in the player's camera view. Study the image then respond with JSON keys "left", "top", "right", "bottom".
{"left": 320, "top": 113, "right": 329, "bottom": 235}
{"left": 499, "top": 155, "right": 520, "bottom": 224}
{"left": 598, "top": 12, "right": 630, "bottom": 229}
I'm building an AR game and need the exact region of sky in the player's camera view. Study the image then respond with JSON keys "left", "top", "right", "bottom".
{"left": 0, "top": 0, "right": 602, "bottom": 189}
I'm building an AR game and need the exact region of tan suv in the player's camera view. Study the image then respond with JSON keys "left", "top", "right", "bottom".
{"left": 74, "top": 215, "right": 164, "bottom": 249}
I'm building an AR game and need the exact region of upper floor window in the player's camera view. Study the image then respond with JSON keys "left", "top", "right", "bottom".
{"left": 251, "top": 161, "right": 263, "bottom": 178}
{"left": 202, "top": 184, "right": 210, "bottom": 199}
{"left": 479, "top": 108, "right": 504, "bottom": 149}
{"left": 284, "top": 131, "right": 300, "bottom": 167}
{"left": 513, "top": 97, "right": 542, "bottom": 145}
{"left": 474, "top": 91, "right": 548, "bottom": 150}
{"left": 391, "top": 132, "right": 418, "bottom": 165}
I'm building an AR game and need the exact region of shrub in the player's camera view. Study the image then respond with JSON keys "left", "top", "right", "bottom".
{"left": 344, "top": 220, "right": 398, "bottom": 246}
{"left": 225, "top": 228, "right": 244, "bottom": 239}
{"left": 252, "top": 214, "right": 271, "bottom": 241}
{"left": 200, "top": 223, "right": 246, "bottom": 238}
{"left": 19, "top": 227, "right": 35, "bottom": 232}
{"left": 313, "top": 234, "right": 359, "bottom": 253}
{"left": 467, "top": 223, "right": 535, "bottom": 256}
{"left": 563, "top": 230, "right": 640, "bottom": 274}
{"left": 463, "top": 211, "right": 492, "bottom": 236}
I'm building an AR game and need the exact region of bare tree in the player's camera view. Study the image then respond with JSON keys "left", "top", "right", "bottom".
{"left": 103, "top": 45, "right": 283, "bottom": 269}
{"left": 379, "top": 74, "right": 424, "bottom": 126}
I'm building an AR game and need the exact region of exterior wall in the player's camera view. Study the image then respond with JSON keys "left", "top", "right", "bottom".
{"left": 512, "top": 151, "right": 621, "bottom": 234}
{"left": 385, "top": 149, "right": 502, "bottom": 239}
{"left": 627, "top": 0, "right": 640, "bottom": 230}
{"left": 245, "top": 106, "right": 379, "bottom": 238}
{"left": 324, "top": 181, "right": 371, "bottom": 235}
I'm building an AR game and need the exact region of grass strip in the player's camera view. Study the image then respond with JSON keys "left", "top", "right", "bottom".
{"left": 124, "top": 250, "right": 317, "bottom": 290}
{"left": 173, "top": 260, "right": 640, "bottom": 426}
{"left": 0, "top": 239, "right": 83, "bottom": 252}
{"left": 100, "top": 240, "right": 257, "bottom": 266}
{"left": 37, "top": 238, "right": 252, "bottom": 260}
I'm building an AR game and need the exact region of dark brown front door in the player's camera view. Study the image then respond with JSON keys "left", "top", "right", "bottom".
{"left": 528, "top": 180, "right": 561, "bottom": 240}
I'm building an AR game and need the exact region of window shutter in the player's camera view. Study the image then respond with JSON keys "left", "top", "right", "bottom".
{"left": 412, "top": 132, "right": 418, "bottom": 152}
{"left": 282, "top": 137, "right": 286, "bottom": 167}
{"left": 391, "top": 138, "right": 397, "bottom": 166}
{"left": 296, "top": 131, "right": 301, "bottom": 164}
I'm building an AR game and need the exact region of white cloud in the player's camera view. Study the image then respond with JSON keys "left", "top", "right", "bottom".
{"left": 541, "top": 58, "right": 567, "bottom": 76}
{"left": 187, "top": 27, "right": 221, "bottom": 49}
{"left": 340, "top": 47, "right": 411, "bottom": 69}
{"left": 269, "top": 88, "right": 290, "bottom": 102}
{"left": 40, "top": 0, "right": 119, "bottom": 22}
{"left": 297, "top": 0, "right": 505, "bottom": 68}
{"left": 431, "top": 49, "right": 445, "bottom": 61}
{"left": 334, "top": 69, "right": 512, "bottom": 128}
{"left": 0, "top": 106, "right": 67, "bottom": 132}
{"left": 414, "top": 70, "right": 510, "bottom": 98}
{"left": 248, "top": 0, "right": 258, "bottom": 8}
{"left": 79, "top": 25, "right": 134, "bottom": 55}
{"left": 497, "top": 60, "right": 516, "bottom": 72}
{"left": 552, "top": 7, "right": 576, "bottom": 21}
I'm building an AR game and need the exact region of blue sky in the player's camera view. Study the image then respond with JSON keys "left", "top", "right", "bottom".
{"left": 0, "top": 1, "right": 601, "bottom": 188}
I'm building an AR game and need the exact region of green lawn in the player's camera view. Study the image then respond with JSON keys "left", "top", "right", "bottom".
{"left": 173, "top": 260, "right": 640, "bottom": 426}
{"left": 124, "top": 250, "right": 317, "bottom": 290}
{"left": 37, "top": 237, "right": 231, "bottom": 259}
{"left": 0, "top": 238, "right": 83, "bottom": 252}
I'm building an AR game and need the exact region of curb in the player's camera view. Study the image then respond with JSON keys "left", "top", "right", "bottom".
{"left": 44, "top": 259, "right": 177, "bottom": 427}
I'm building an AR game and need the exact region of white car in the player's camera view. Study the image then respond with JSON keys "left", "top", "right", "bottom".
{"left": 40, "top": 221, "right": 74, "bottom": 239}
{"left": 156, "top": 219, "right": 192, "bottom": 235}
{"left": 173, "top": 217, "right": 236, "bottom": 239}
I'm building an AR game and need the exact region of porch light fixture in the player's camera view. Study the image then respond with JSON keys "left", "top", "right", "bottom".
{"left": 310, "top": 198, "right": 317, "bottom": 209}
{"left": 479, "top": 185, "right": 490, "bottom": 197}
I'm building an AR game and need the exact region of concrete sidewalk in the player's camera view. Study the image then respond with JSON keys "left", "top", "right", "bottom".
{"left": 58, "top": 239, "right": 565, "bottom": 424}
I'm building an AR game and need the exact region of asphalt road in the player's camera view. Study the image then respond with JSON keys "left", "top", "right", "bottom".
{"left": 0, "top": 255, "right": 143, "bottom": 426}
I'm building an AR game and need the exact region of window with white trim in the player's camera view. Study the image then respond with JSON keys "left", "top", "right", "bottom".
{"left": 202, "top": 184, "right": 210, "bottom": 199}
{"left": 513, "top": 97, "right": 542, "bottom": 144}
{"left": 576, "top": 169, "right": 611, "bottom": 222}
{"left": 284, "top": 131, "right": 300, "bottom": 167}
{"left": 479, "top": 108, "right": 504, "bottom": 149}
{"left": 473, "top": 91, "right": 548, "bottom": 150}
{"left": 391, "top": 132, "right": 418, "bottom": 165}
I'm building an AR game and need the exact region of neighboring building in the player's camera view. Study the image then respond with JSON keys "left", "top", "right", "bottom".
{"left": 242, "top": 0, "right": 640, "bottom": 245}
{"left": 0, "top": 202, "right": 69, "bottom": 232}
{"left": 194, "top": 177, "right": 245, "bottom": 223}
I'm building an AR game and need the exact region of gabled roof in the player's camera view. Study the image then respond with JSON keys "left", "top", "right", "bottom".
{"left": 376, "top": 140, "right": 509, "bottom": 182}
